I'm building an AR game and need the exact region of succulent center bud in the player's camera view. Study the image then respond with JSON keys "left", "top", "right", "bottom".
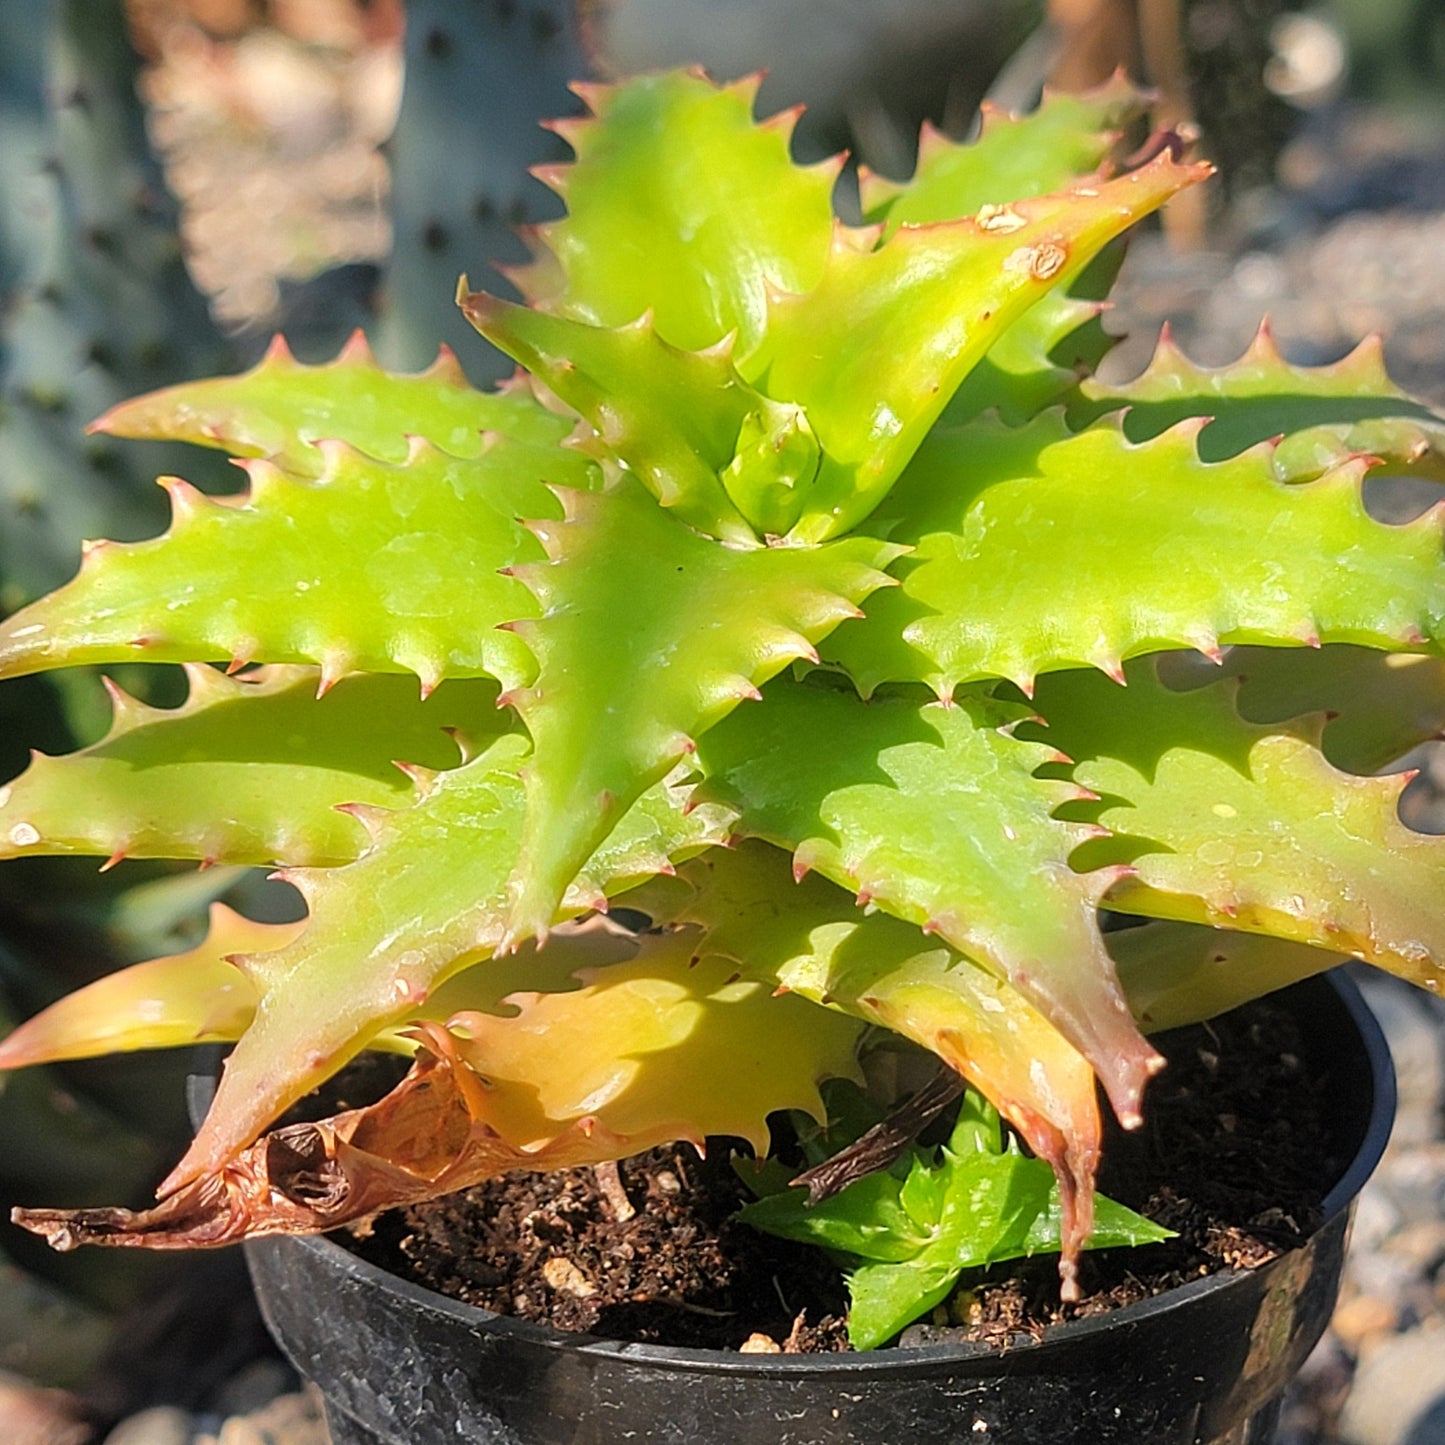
{"left": 720, "top": 399, "right": 822, "bottom": 539}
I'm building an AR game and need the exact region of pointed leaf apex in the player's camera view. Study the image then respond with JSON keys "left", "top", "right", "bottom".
{"left": 976, "top": 99, "right": 1011, "bottom": 136}
{"left": 496, "top": 685, "right": 537, "bottom": 713}
{"left": 1128, "top": 146, "right": 1215, "bottom": 188}
{"left": 804, "top": 151, "right": 849, "bottom": 186}
{"left": 530, "top": 162, "right": 569, "bottom": 195}
{"left": 494, "top": 617, "right": 539, "bottom": 639}
{"left": 158, "top": 475, "right": 208, "bottom": 521}
{"left": 401, "top": 433, "right": 434, "bottom": 466}
{"left": 567, "top": 78, "right": 612, "bottom": 115}
{"left": 1189, "top": 633, "right": 1225, "bottom": 666}
{"left": 313, "top": 436, "right": 364, "bottom": 475}
{"left": 414, "top": 664, "right": 445, "bottom": 701}
{"left": 422, "top": 344, "right": 468, "bottom": 385}
{"left": 337, "top": 329, "right": 377, "bottom": 366}
{"left": 1169, "top": 413, "right": 1212, "bottom": 445}
{"left": 180, "top": 660, "right": 226, "bottom": 698}
{"left": 316, "top": 650, "right": 354, "bottom": 697}
{"left": 438, "top": 725, "right": 474, "bottom": 765}
{"left": 856, "top": 164, "right": 900, "bottom": 217}
{"left": 392, "top": 760, "right": 439, "bottom": 795}
{"left": 725, "top": 70, "right": 766, "bottom": 105}
{"left": 1244, "top": 315, "right": 1284, "bottom": 365}
{"left": 334, "top": 801, "right": 390, "bottom": 842}
{"left": 99, "top": 674, "right": 160, "bottom": 733}
{"left": 757, "top": 100, "right": 805, "bottom": 139}
{"left": 263, "top": 333, "right": 296, "bottom": 366}
{"left": 915, "top": 118, "right": 951, "bottom": 160}
{"left": 539, "top": 114, "right": 588, "bottom": 149}
{"left": 1332, "top": 331, "right": 1392, "bottom": 386}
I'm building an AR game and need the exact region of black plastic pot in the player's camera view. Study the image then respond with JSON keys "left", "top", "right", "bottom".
{"left": 211, "top": 969, "right": 1395, "bottom": 1445}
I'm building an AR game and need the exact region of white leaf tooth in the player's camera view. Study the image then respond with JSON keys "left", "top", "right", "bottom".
{"left": 316, "top": 647, "right": 357, "bottom": 698}
{"left": 100, "top": 675, "right": 156, "bottom": 730}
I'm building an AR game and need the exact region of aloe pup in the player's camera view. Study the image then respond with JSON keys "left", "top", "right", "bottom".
{"left": 0, "top": 69, "right": 1442, "bottom": 1345}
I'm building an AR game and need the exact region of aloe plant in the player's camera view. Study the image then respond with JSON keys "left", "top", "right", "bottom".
{"left": 1, "top": 70, "right": 1442, "bottom": 1346}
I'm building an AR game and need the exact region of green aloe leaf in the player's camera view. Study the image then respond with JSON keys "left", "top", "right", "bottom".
{"left": 943, "top": 289, "right": 1114, "bottom": 427}
{"left": 459, "top": 295, "right": 761, "bottom": 541}
{"left": 1107, "top": 919, "right": 1347, "bottom": 1034}
{"left": 756, "top": 154, "right": 1211, "bottom": 543}
{"left": 0, "top": 905, "right": 298, "bottom": 1066}
{"left": 0, "top": 909, "right": 640, "bottom": 1069}
{"left": 0, "top": 437, "right": 597, "bottom": 692}
{"left": 173, "top": 739, "right": 732, "bottom": 1194}
{"left": 1032, "top": 659, "right": 1445, "bottom": 996}
{"left": 508, "top": 69, "right": 1204, "bottom": 544}
{"left": 861, "top": 76, "right": 1145, "bottom": 231}
{"left": 823, "top": 412, "right": 1445, "bottom": 699}
{"left": 625, "top": 840, "right": 1108, "bottom": 1292}
{"left": 696, "top": 676, "right": 1159, "bottom": 1126}
{"left": 0, "top": 666, "right": 501, "bottom": 868}
{"left": 503, "top": 478, "right": 901, "bottom": 942}
{"left": 514, "top": 70, "right": 839, "bottom": 355}
{"left": 91, "top": 333, "right": 571, "bottom": 474}
{"left": 1159, "top": 645, "right": 1445, "bottom": 775}
{"left": 435, "top": 928, "right": 866, "bottom": 1163}
{"left": 13, "top": 925, "right": 866, "bottom": 1252}
{"left": 860, "top": 79, "right": 1142, "bottom": 430}
{"left": 1070, "top": 326, "right": 1445, "bottom": 479}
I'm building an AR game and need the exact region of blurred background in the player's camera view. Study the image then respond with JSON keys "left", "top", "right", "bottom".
{"left": 0, "top": 2, "right": 1442, "bottom": 1441}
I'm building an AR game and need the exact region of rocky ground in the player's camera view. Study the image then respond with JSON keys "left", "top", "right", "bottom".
{"left": 1276, "top": 968, "right": 1445, "bottom": 1445}
{"left": 3, "top": 3, "right": 1444, "bottom": 1441}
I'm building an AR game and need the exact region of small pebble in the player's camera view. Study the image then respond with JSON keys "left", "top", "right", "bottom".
{"left": 739, "top": 1333, "right": 782, "bottom": 1354}
{"left": 1375, "top": 1147, "right": 1445, "bottom": 1230}
{"left": 1384, "top": 1222, "right": 1445, "bottom": 1277}
{"left": 1331, "top": 1294, "right": 1400, "bottom": 1352}
{"left": 0, "top": 1372, "right": 89, "bottom": 1445}
{"left": 212, "top": 1360, "right": 295, "bottom": 1420}
{"left": 1339, "top": 1325, "right": 1445, "bottom": 1445}
{"left": 540, "top": 1257, "right": 596, "bottom": 1299}
{"left": 196, "top": 1387, "right": 327, "bottom": 1445}
{"left": 104, "top": 1405, "right": 194, "bottom": 1445}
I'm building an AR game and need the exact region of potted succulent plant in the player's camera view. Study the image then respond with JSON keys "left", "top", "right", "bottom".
{"left": 0, "top": 66, "right": 1437, "bottom": 1441}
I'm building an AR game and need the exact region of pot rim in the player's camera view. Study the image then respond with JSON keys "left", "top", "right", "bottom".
{"left": 209, "top": 964, "right": 1396, "bottom": 1376}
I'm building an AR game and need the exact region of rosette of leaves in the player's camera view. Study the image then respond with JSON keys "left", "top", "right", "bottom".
{"left": 1, "top": 70, "right": 1444, "bottom": 1337}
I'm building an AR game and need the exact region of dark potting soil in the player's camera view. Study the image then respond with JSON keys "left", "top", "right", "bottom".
{"left": 327, "top": 993, "right": 1338, "bottom": 1354}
